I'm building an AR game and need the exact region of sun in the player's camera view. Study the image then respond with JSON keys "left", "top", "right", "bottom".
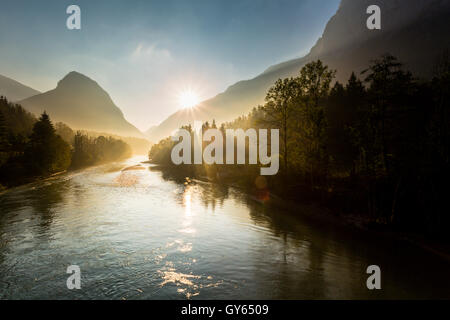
{"left": 178, "top": 90, "right": 200, "bottom": 109}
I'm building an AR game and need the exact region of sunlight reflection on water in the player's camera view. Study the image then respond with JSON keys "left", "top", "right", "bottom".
{"left": 0, "top": 156, "right": 449, "bottom": 299}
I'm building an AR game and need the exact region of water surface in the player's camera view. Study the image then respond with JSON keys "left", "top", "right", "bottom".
{"left": 0, "top": 156, "right": 448, "bottom": 299}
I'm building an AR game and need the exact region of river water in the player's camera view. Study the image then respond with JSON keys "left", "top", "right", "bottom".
{"left": 0, "top": 156, "right": 448, "bottom": 299}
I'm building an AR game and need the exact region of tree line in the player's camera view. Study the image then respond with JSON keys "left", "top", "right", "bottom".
{"left": 149, "top": 53, "right": 449, "bottom": 238}
{"left": 0, "top": 97, "right": 131, "bottom": 188}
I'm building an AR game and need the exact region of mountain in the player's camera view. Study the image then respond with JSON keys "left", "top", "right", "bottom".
{"left": 0, "top": 74, "right": 40, "bottom": 101}
{"left": 144, "top": 125, "right": 157, "bottom": 139}
{"left": 19, "top": 71, "right": 144, "bottom": 138}
{"left": 147, "top": 0, "right": 450, "bottom": 142}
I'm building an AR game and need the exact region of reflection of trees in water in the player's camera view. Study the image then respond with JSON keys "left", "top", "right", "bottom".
{"left": 241, "top": 197, "right": 450, "bottom": 299}
{"left": 155, "top": 166, "right": 331, "bottom": 298}
{"left": 150, "top": 167, "right": 375, "bottom": 298}
{"left": 0, "top": 189, "right": 38, "bottom": 266}
{"left": 0, "top": 179, "right": 68, "bottom": 269}
{"left": 0, "top": 180, "right": 68, "bottom": 234}
{"left": 241, "top": 200, "right": 327, "bottom": 298}
{"left": 196, "top": 183, "right": 229, "bottom": 212}
{"left": 151, "top": 166, "right": 230, "bottom": 212}
{"left": 241, "top": 198, "right": 395, "bottom": 298}
{"left": 149, "top": 166, "right": 194, "bottom": 184}
{"left": 0, "top": 194, "right": 14, "bottom": 265}
{"left": 154, "top": 165, "right": 330, "bottom": 297}
{"left": 28, "top": 180, "right": 69, "bottom": 230}
{"left": 177, "top": 182, "right": 230, "bottom": 213}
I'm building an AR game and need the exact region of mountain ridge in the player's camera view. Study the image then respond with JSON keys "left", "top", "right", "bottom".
{"left": 146, "top": 0, "right": 450, "bottom": 142}
{"left": 0, "top": 74, "right": 41, "bottom": 101}
{"left": 19, "top": 71, "right": 145, "bottom": 138}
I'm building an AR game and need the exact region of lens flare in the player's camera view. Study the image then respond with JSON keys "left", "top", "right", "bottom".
{"left": 178, "top": 90, "right": 199, "bottom": 109}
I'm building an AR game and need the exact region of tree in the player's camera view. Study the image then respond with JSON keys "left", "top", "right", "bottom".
{"left": 0, "top": 96, "right": 36, "bottom": 136}
{"left": 263, "top": 77, "right": 300, "bottom": 173}
{"left": 361, "top": 54, "right": 414, "bottom": 175}
{"left": 429, "top": 50, "right": 450, "bottom": 169}
{"left": 51, "top": 135, "right": 72, "bottom": 172}
{"left": 55, "top": 122, "right": 75, "bottom": 144}
{"left": 24, "top": 112, "right": 71, "bottom": 175}
{"left": 327, "top": 76, "right": 364, "bottom": 176}
{"left": 72, "top": 131, "right": 90, "bottom": 168}
{"left": 0, "top": 110, "right": 9, "bottom": 167}
{"left": 0, "top": 110, "right": 9, "bottom": 152}
{"left": 71, "top": 132, "right": 130, "bottom": 168}
{"left": 295, "top": 60, "right": 335, "bottom": 184}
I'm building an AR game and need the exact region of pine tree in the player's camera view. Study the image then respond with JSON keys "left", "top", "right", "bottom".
{"left": 0, "top": 110, "right": 9, "bottom": 152}
{"left": 25, "top": 112, "right": 71, "bottom": 175}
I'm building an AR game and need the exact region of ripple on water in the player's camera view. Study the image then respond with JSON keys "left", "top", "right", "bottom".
{"left": 1, "top": 156, "right": 450, "bottom": 299}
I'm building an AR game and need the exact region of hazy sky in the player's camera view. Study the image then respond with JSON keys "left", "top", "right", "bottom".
{"left": 0, "top": 0, "right": 340, "bottom": 130}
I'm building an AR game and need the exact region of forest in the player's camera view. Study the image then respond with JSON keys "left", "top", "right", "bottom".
{"left": 149, "top": 53, "right": 449, "bottom": 239}
{"left": 0, "top": 98, "right": 131, "bottom": 188}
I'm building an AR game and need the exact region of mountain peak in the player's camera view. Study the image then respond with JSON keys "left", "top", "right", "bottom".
{"left": 57, "top": 71, "right": 100, "bottom": 90}
{"left": 63, "top": 71, "right": 92, "bottom": 80}
{"left": 146, "top": 0, "right": 450, "bottom": 143}
{"left": 19, "top": 72, "right": 144, "bottom": 138}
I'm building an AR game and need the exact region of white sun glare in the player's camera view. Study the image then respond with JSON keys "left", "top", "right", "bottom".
{"left": 179, "top": 90, "right": 200, "bottom": 109}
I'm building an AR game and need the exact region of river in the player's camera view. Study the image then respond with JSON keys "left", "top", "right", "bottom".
{"left": 0, "top": 156, "right": 448, "bottom": 299}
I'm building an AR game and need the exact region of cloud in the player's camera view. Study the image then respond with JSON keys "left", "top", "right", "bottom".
{"left": 130, "top": 42, "right": 172, "bottom": 62}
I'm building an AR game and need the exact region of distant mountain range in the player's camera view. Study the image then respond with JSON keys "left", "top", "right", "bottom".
{"left": 18, "top": 72, "right": 144, "bottom": 138}
{"left": 146, "top": 0, "right": 450, "bottom": 142}
{"left": 1, "top": 0, "right": 449, "bottom": 144}
{"left": 0, "top": 74, "right": 40, "bottom": 101}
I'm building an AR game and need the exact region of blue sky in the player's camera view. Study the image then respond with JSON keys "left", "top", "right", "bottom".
{"left": 0, "top": 0, "right": 340, "bottom": 130}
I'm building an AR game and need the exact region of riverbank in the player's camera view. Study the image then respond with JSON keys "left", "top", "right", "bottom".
{"left": 149, "top": 163, "right": 450, "bottom": 263}
{"left": 264, "top": 191, "right": 450, "bottom": 263}
{"left": 0, "top": 157, "right": 130, "bottom": 195}
{"left": 2, "top": 156, "right": 449, "bottom": 299}
{"left": 0, "top": 170, "right": 67, "bottom": 196}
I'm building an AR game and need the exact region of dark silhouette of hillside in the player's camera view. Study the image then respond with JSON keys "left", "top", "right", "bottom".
{"left": 19, "top": 71, "right": 144, "bottom": 138}
{"left": 147, "top": 0, "right": 450, "bottom": 142}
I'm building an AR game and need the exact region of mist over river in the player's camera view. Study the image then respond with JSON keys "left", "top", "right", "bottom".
{"left": 0, "top": 156, "right": 448, "bottom": 299}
